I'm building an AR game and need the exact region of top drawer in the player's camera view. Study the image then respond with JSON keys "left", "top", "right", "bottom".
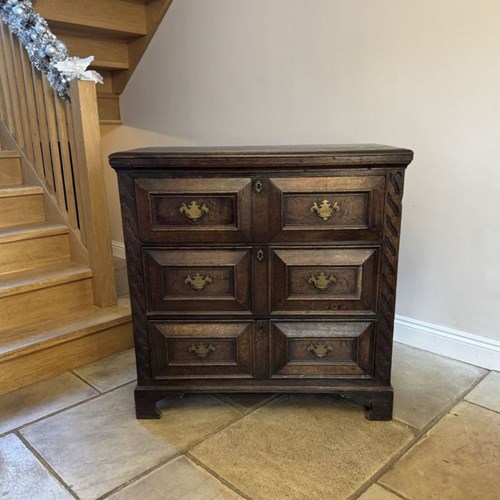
{"left": 268, "top": 176, "right": 385, "bottom": 242}
{"left": 135, "top": 178, "right": 252, "bottom": 243}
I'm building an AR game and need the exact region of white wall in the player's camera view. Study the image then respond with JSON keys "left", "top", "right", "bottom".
{"left": 102, "top": 0, "right": 500, "bottom": 354}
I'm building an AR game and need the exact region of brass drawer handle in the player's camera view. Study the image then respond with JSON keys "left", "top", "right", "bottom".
{"left": 189, "top": 343, "right": 215, "bottom": 360}
{"left": 308, "top": 342, "right": 333, "bottom": 359}
{"left": 180, "top": 201, "right": 209, "bottom": 221}
{"left": 185, "top": 273, "right": 213, "bottom": 291}
{"left": 308, "top": 272, "right": 337, "bottom": 291}
{"left": 310, "top": 199, "right": 340, "bottom": 221}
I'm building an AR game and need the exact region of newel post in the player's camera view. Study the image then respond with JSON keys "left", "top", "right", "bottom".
{"left": 68, "top": 80, "right": 117, "bottom": 308}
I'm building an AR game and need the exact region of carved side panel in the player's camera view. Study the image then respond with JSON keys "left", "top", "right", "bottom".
{"left": 117, "top": 173, "right": 152, "bottom": 382}
{"left": 375, "top": 169, "right": 405, "bottom": 382}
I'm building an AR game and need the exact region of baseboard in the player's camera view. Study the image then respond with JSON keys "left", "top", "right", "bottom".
{"left": 395, "top": 315, "right": 500, "bottom": 370}
{"left": 112, "top": 240, "right": 126, "bottom": 259}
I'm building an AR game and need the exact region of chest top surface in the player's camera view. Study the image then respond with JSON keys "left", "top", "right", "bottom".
{"left": 109, "top": 144, "right": 414, "bottom": 170}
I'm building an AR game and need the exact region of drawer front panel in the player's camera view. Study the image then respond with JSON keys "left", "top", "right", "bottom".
{"left": 144, "top": 248, "right": 252, "bottom": 314}
{"left": 135, "top": 178, "right": 252, "bottom": 242}
{"left": 270, "top": 321, "right": 374, "bottom": 378}
{"left": 269, "top": 176, "right": 385, "bottom": 241}
{"left": 270, "top": 247, "right": 379, "bottom": 315}
{"left": 151, "top": 321, "right": 254, "bottom": 378}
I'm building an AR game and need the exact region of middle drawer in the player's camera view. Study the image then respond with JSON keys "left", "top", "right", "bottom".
{"left": 144, "top": 248, "right": 253, "bottom": 315}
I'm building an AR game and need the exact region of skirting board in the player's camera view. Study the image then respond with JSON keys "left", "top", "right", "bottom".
{"left": 112, "top": 240, "right": 126, "bottom": 260}
{"left": 395, "top": 315, "right": 500, "bottom": 371}
{"left": 111, "top": 239, "right": 500, "bottom": 371}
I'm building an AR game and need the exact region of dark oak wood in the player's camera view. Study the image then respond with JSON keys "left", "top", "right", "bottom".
{"left": 111, "top": 144, "right": 413, "bottom": 421}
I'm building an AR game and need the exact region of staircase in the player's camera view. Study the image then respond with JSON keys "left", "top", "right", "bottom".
{"left": 34, "top": 0, "right": 174, "bottom": 123}
{"left": 0, "top": 0, "right": 174, "bottom": 395}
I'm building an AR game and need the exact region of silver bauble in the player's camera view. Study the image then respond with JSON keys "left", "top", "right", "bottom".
{"left": 12, "top": 5, "right": 25, "bottom": 15}
{"left": 35, "top": 22, "right": 47, "bottom": 34}
{"left": 44, "top": 44, "right": 56, "bottom": 57}
{"left": 30, "top": 32, "right": 37, "bottom": 41}
{"left": 56, "top": 41, "right": 67, "bottom": 52}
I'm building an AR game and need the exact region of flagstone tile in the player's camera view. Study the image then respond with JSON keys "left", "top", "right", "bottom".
{"left": 380, "top": 401, "right": 500, "bottom": 500}
{"left": 21, "top": 383, "right": 240, "bottom": 500}
{"left": 465, "top": 370, "right": 500, "bottom": 413}
{"left": 0, "top": 434, "right": 72, "bottom": 500}
{"left": 109, "top": 455, "right": 242, "bottom": 499}
{"left": 357, "top": 484, "right": 401, "bottom": 500}
{"left": 191, "top": 394, "right": 415, "bottom": 500}
{"left": 73, "top": 348, "right": 136, "bottom": 392}
{"left": 0, "top": 372, "right": 97, "bottom": 435}
{"left": 391, "top": 342, "right": 485, "bottom": 428}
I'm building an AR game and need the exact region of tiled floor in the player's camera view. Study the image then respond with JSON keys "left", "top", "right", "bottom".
{"left": 0, "top": 343, "right": 498, "bottom": 500}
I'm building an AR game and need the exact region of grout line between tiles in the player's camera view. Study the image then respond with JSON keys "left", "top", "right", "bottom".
{"left": 187, "top": 452, "right": 252, "bottom": 500}
{"left": 70, "top": 370, "right": 104, "bottom": 393}
{"left": 96, "top": 451, "right": 186, "bottom": 500}
{"left": 462, "top": 399, "right": 500, "bottom": 416}
{"left": 376, "top": 482, "right": 410, "bottom": 499}
{"left": 349, "top": 369, "right": 491, "bottom": 499}
{"left": 95, "top": 394, "right": 276, "bottom": 499}
{"left": 15, "top": 431, "right": 80, "bottom": 500}
{"left": 213, "top": 392, "right": 281, "bottom": 414}
{"left": 0, "top": 380, "right": 137, "bottom": 439}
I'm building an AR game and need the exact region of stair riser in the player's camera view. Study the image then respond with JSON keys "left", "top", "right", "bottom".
{"left": 0, "top": 234, "right": 70, "bottom": 275}
{"left": 0, "top": 322, "right": 133, "bottom": 395}
{"left": 0, "top": 194, "right": 45, "bottom": 229}
{"left": 0, "top": 157, "right": 22, "bottom": 186}
{"left": 0, "top": 279, "right": 94, "bottom": 333}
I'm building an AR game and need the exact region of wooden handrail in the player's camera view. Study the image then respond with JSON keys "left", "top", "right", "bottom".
{"left": 0, "top": 25, "right": 117, "bottom": 308}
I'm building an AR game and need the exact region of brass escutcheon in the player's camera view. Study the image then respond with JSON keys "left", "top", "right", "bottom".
{"left": 308, "top": 342, "right": 333, "bottom": 359}
{"left": 180, "top": 200, "right": 209, "bottom": 222}
{"left": 310, "top": 199, "right": 341, "bottom": 221}
{"left": 185, "top": 272, "right": 213, "bottom": 291}
{"left": 308, "top": 272, "right": 337, "bottom": 291}
{"left": 254, "top": 179, "right": 264, "bottom": 193}
{"left": 189, "top": 342, "right": 215, "bottom": 360}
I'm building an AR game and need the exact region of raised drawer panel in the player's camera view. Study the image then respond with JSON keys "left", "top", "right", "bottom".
{"left": 269, "top": 176, "right": 385, "bottom": 242}
{"left": 135, "top": 178, "right": 252, "bottom": 243}
{"left": 144, "top": 248, "right": 252, "bottom": 314}
{"left": 270, "top": 321, "right": 374, "bottom": 378}
{"left": 151, "top": 321, "right": 254, "bottom": 378}
{"left": 270, "top": 247, "right": 379, "bottom": 315}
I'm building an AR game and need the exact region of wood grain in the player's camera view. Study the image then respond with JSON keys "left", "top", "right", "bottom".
{"left": 68, "top": 80, "right": 117, "bottom": 307}
{"left": 112, "top": 145, "right": 413, "bottom": 421}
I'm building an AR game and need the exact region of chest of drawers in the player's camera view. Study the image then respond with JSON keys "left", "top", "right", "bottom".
{"left": 110, "top": 145, "right": 413, "bottom": 421}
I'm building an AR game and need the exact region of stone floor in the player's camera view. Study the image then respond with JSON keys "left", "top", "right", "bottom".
{"left": 0, "top": 343, "right": 498, "bottom": 500}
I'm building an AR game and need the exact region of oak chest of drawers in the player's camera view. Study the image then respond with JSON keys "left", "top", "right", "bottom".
{"left": 110, "top": 145, "right": 413, "bottom": 420}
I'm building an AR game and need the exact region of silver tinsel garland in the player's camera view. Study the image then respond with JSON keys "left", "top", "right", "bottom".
{"left": 0, "top": 0, "right": 101, "bottom": 99}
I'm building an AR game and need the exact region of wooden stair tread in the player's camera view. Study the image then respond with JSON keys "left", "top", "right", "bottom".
{"left": 0, "top": 262, "right": 92, "bottom": 298}
{"left": 0, "top": 297, "right": 131, "bottom": 361}
{"left": 36, "top": 0, "right": 148, "bottom": 38}
{"left": 0, "top": 185, "right": 43, "bottom": 198}
{"left": 0, "top": 222, "right": 68, "bottom": 244}
{"left": 0, "top": 150, "right": 20, "bottom": 159}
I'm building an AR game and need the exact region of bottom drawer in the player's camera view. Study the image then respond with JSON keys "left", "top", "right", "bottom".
{"left": 270, "top": 320, "right": 375, "bottom": 378}
{"left": 151, "top": 321, "right": 254, "bottom": 379}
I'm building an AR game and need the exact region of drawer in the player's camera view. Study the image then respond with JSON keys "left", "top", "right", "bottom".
{"left": 268, "top": 176, "right": 385, "bottom": 241}
{"left": 135, "top": 178, "right": 252, "bottom": 242}
{"left": 270, "top": 247, "right": 379, "bottom": 315}
{"left": 270, "top": 321, "right": 374, "bottom": 378}
{"left": 144, "top": 248, "right": 252, "bottom": 314}
{"left": 151, "top": 321, "right": 254, "bottom": 378}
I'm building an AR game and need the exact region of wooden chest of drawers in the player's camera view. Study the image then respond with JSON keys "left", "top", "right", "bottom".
{"left": 110, "top": 145, "right": 413, "bottom": 420}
